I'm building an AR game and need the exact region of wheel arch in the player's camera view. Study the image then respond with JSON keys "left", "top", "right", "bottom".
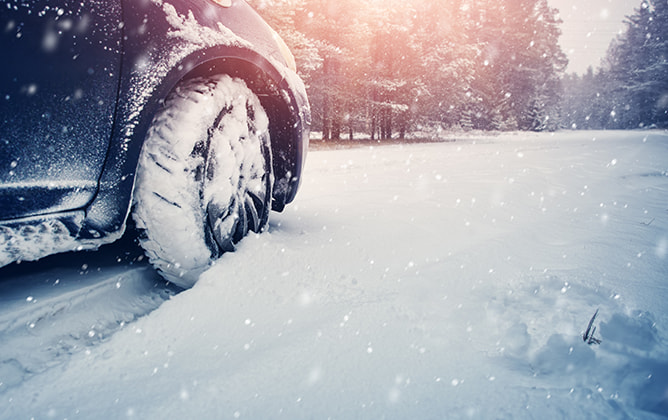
{"left": 80, "top": 45, "right": 309, "bottom": 241}
{"left": 181, "top": 52, "right": 309, "bottom": 212}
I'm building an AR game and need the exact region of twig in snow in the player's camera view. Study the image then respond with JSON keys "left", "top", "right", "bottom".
{"left": 583, "top": 309, "right": 602, "bottom": 345}
{"left": 640, "top": 218, "right": 655, "bottom": 226}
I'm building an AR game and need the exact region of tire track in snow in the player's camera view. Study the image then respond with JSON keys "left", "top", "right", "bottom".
{"left": 0, "top": 239, "right": 180, "bottom": 393}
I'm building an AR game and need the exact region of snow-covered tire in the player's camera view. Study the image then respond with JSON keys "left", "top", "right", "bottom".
{"left": 132, "top": 75, "right": 272, "bottom": 288}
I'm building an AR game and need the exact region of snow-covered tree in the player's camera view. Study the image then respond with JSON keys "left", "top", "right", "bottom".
{"left": 467, "top": 0, "right": 567, "bottom": 131}
{"left": 248, "top": 0, "right": 322, "bottom": 82}
{"left": 250, "top": 0, "right": 569, "bottom": 138}
{"left": 564, "top": 0, "right": 668, "bottom": 129}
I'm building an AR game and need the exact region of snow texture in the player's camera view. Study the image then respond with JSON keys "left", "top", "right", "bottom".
{"left": 0, "top": 248, "right": 178, "bottom": 393}
{"left": 0, "top": 218, "right": 80, "bottom": 268}
{"left": 1, "top": 130, "right": 668, "bottom": 419}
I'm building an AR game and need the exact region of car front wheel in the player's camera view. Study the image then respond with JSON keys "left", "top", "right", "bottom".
{"left": 133, "top": 75, "right": 272, "bottom": 287}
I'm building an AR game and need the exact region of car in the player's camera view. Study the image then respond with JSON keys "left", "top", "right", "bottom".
{"left": 0, "top": 0, "right": 310, "bottom": 288}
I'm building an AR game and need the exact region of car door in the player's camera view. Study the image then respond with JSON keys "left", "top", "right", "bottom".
{"left": 0, "top": 0, "right": 122, "bottom": 220}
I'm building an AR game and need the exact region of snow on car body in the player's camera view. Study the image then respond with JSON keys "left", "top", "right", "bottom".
{"left": 0, "top": 0, "right": 310, "bottom": 286}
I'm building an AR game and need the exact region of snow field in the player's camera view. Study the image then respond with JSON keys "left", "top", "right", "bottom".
{"left": 1, "top": 130, "right": 667, "bottom": 419}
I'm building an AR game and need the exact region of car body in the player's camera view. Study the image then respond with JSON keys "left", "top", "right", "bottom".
{"left": 0, "top": 0, "right": 310, "bottom": 272}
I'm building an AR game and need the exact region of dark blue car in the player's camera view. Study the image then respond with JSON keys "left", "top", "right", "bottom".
{"left": 0, "top": 0, "right": 310, "bottom": 287}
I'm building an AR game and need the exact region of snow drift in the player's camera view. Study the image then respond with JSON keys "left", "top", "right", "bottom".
{"left": 1, "top": 130, "right": 667, "bottom": 419}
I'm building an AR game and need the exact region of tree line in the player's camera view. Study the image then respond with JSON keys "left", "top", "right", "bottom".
{"left": 562, "top": 0, "right": 668, "bottom": 130}
{"left": 250, "top": 0, "right": 666, "bottom": 138}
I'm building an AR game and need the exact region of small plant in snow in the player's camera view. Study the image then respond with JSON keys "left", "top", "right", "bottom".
{"left": 583, "top": 309, "right": 602, "bottom": 345}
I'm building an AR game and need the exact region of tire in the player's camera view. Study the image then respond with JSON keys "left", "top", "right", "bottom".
{"left": 132, "top": 75, "right": 272, "bottom": 288}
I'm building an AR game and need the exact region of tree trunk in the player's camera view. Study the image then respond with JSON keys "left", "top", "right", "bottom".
{"left": 322, "top": 94, "right": 331, "bottom": 140}
{"left": 331, "top": 118, "right": 341, "bottom": 140}
{"left": 381, "top": 109, "right": 392, "bottom": 139}
{"left": 370, "top": 109, "right": 376, "bottom": 141}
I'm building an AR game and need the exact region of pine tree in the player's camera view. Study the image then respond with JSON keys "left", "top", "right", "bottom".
{"left": 247, "top": 0, "right": 322, "bottom": 83}
{"left": 646, "top": 0, "right": 668, "bottom": 126}
{"left": 403, "top": 0, "right": 472, "bottom": 131}
{"left": 588, "top": 0, "right": 668, "bottom": 129}
{"left": 466, "top": 0, "right": 566, "bottom": 131}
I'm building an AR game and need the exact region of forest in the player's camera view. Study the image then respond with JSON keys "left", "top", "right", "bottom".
{"left": 562, "top": 0, "right": 668, "bottom": 130}
{"left": 248, "top": 0, "right": 668, "bottom": 139}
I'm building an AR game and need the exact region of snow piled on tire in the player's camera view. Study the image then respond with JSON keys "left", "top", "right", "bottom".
{"left": 132, "top": 75, "right": 270, "bottom": 288}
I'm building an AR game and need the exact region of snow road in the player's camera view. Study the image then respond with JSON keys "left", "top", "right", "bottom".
{"left": 0, "top": 236, "right": 179, "bottom": 394}
{"left": 1, "top": 130, "right": 667, "bottom": 419}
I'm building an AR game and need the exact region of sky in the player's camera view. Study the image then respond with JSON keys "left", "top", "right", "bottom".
{"left": 548, "top": 0, "right": 640, "bottom": 74}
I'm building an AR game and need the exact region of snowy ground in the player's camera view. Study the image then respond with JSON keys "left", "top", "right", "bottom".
{"left": 1, "top": 130, "right": 667, "bottom": 419}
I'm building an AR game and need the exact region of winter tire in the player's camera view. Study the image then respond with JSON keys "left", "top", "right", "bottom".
{"left": 133, "top": 75, "right": 272, "bottom": 288}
